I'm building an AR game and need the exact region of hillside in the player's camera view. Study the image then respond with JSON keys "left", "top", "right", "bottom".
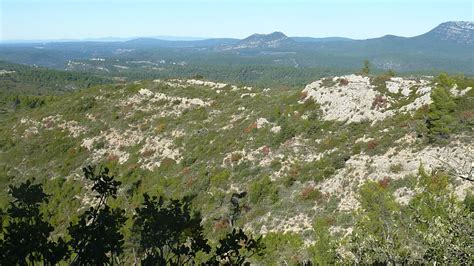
{"left": 1, "top": 72, "right": 472, "bottom": 263}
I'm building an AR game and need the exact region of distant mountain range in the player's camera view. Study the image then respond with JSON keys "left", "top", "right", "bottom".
{"left": 218, "top": 21, "right": 474, "bottom": 50}
{"left": 0, "top": 21, "right": 472, "bottom": 75}
{"left": 3, "top": 21, "right": 473, "bottom": 47}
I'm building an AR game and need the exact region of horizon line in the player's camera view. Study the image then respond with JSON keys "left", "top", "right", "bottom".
{"left": 1, "top": 20, "right": 471, "bottom": 44}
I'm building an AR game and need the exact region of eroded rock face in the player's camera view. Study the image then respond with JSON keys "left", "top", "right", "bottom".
{"left": 316, "top": 137, "right": 474, "bottom": 212}
{"left": 301, "top": 75, "right": 394, "bottom": 123}
{"left": 300, "top": 75, "right": 433, "bottom": 123}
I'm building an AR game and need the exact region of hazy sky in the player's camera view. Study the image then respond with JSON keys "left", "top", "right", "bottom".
{"left": 1, "top": 0, "right": 473, "bottom": 41}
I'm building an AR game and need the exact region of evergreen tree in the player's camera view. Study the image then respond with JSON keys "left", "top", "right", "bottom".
{"left": 426, "top": 86, "right": 456, "bottom": 141}
{"left": 361, "top": 60, "right": 371, "bottom": 75}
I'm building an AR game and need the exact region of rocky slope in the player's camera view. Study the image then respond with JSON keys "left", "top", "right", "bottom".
{"left": 1, "top": 73, "right": 473, "bottom": 261}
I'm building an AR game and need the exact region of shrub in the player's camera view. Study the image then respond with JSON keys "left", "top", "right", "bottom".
{"left": 310, "top": 217, "right": 337, "bottom": 265}
{"left": 154, "top": 123, "right": 166, "bottom": 134}
{"left": 371, "top": 95, "right": 387, "bottom": 110}
{"left": 339, "top": 78, "right": 349, "bottom": 86}
{"left": 261, "top": 145, "right": 270, "bottom": 156}
{"left": 300, "top": 186, "right": 322, "bottom": 201}
{"left": 299, "top": 91, "right": 308, "bottom": 100}
{"left": 213, "top": 218, "right": 230, "bottom": 231}
{"left": 230, "top": 153, "right": 243, "bottom": 162}
{"left": 141, "top": 149, "right": 154, "bottom": 157}
{"left": 258, "top": 233, "right": 304, "bottom": 265}
{"left": 378, "top": 177, "right": 391, "bottom": 188}
{"left": 367, "top": 140, "right": 378, "bottom": 150}
{"left": 244, "top": 121, "right": 258, "bottom": 133}
{"left": 389, "top": 163, "right": 403, "bottom": 173}
{"left": 249, "top": 176, "right": 279, "bottom": 204}
{"left": 210, "top": 170, "right": 230, "bottom": 186}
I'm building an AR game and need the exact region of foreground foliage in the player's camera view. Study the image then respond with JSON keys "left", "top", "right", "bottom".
{"left": 0, "top": 166, "right": 264, "bottom": 265}
{"left": 348, "top": 167, "right": 473, "bottom": 264}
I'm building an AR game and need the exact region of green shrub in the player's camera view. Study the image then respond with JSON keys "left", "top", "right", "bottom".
{"left": 249, "top": 176, "right": 279, "bottom": 204}
{"left": 300, "top": 186, "right": 322, "bottom": 201}
{"left": 389, "top": 163, "right": 403, "bottom": 173}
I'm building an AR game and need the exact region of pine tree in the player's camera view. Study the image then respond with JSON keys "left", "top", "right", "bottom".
{"left": 426, "top": 87, "right": 456, "bottom": 141}
{"left": 361, "top": 60, "right": 371, "bottom": 75}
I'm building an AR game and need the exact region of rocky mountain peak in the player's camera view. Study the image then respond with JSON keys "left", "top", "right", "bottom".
{"left": 424, "top": 21, "right": 474, "bottom": 44}
{"left": 224, "top": 31, "right": 294, "bottom": 50}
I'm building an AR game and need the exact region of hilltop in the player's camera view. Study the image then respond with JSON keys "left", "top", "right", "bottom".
{"left": 220, "top": 32, "right": 295, "bottom": 50}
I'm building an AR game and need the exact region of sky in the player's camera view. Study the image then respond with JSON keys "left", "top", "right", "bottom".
{"left": 0, "top": 0, "right": 473, "bottom": 42}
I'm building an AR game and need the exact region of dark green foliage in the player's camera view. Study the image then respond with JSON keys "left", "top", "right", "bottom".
{"left": 208, "top": 228, "right": 265, "bottom": 265}
{"left": 76, "top": 96, "right": 97, "bottom": 112}
{"left": 407, "top": 168, "right": 473, "bottom": 264}
{"left": 310, "top": 217, "right": 337, "bottom": 265}
{"left": 350, "top": 180, "right": 405, "bottom": 264}
{"left": 0, "top": 93, "right": 55, "bottom": 112}
{"left": 0, "top": 180, "right": 68, "bottom": 265}
{"left": 257, "top": 233, "right": 304, "bottom": 265}
{"left": 426, "top": 87, "right": 456, "bottom": 141}
{"left": 248, "top": 176, "right": 279, "bottom": 204}
{"left": 434, "top": 72, "right": 456, "bottom": 88}
{"left": 67, "top": 166, "right": 126, "bottom": 265}
{"left": 133, "top": 194, "right": 211, "bottom": 265}
{"left": 1, "top": 166, "right": 265, "bottom": 265}
{"left": 229, "top": 192, "right": 248, "bottom": 227}
{"left": 68, "top": 206, "right": 126, "bottom": 265}
{"left": 271, "top": 117, "right": 297, "bottom": 147}
{"left": 464, "top": 193, "right": 474, "bottom": 212}
{"left": 361, "top": 60, "right": 371, "bottom": 75}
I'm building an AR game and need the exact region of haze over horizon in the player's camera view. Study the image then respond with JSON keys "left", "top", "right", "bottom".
{"left": 1, "top": 0, "right": 472, "bottom": 42}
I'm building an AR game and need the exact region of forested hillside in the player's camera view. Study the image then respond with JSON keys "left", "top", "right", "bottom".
{"left": 0, "top": 61, "right": 110, "bottom": 95}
